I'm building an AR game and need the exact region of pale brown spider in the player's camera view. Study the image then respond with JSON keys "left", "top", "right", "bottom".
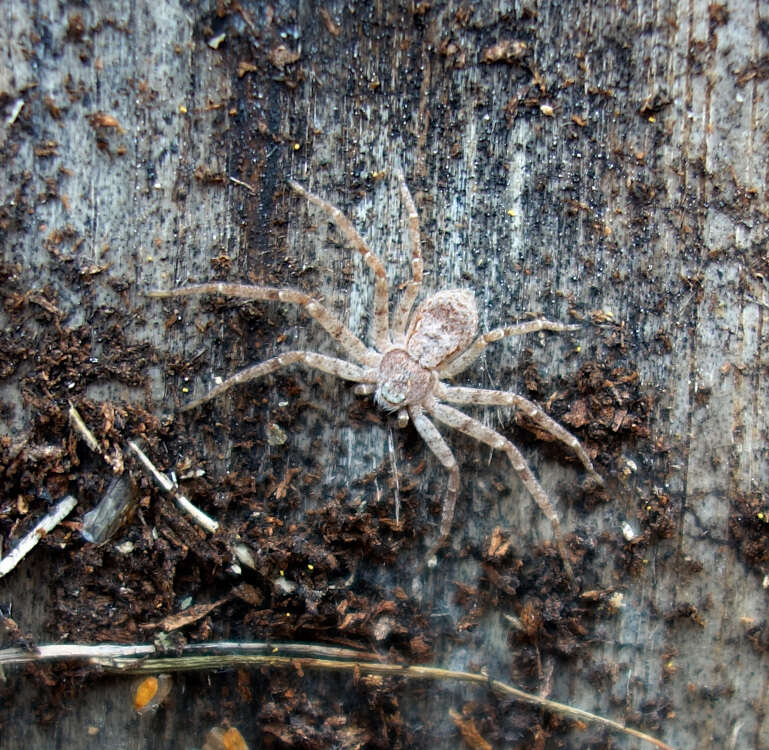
{"left": 150, "top": 171, "right": 603, "bottom": 572}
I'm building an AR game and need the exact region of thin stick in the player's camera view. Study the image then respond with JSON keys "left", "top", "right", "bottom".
{"left": 127, "top": 440, "right": 218, "bottom": 534}
{"left": 0, "top": 641, "right": 380, "bottom": 666}
{"left": 0, "top": 495, "right": 77, "bottom": 578}
{"left": 229, "top": 176, "right": 256, "bottom": 194}
{"left": 68, "top": 402, "right": 101, "bottom": 454}
{"left": 0, "top": 641, "right": 674, "bottom": 749}
{"left": 126, "top": 441, "right": 255, "bottom": 570}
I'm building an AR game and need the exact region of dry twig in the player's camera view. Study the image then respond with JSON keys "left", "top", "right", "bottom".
{"left": 127, "top": 440, "right": 255, "bottom": 571}
{"left": 0, "top": 496, "right": 77, "bottom": 578}
{"left": 127, "top": 440, "right": 219, "bottom": 533}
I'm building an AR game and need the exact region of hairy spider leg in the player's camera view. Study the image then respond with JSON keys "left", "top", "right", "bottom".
{"left": 148, "top": 284, "right": 379, "bottom": 367}
{"left": 438, "top": 319, "right": 581, "bottom": 379}
{"left": 409, "top": 404, "right": 460, "bottom": 566}
{"left": 436, "top": 384, "right": 603, "bottom": 486}
{"left": 179, "top": 351, "right": 375, "bottom": 411}
{"left": 289, "top": 181, "right": 391, "bottom": 352}
{"left": 391, "top": 170, "right": 424, "bottom": 344}
{"left": 427, "top": 400, "right": 575, "bottom": 579}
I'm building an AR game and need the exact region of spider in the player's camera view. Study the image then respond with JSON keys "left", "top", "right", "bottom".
{"left": 150, "top": 171, "right": 603, "bottom": 573}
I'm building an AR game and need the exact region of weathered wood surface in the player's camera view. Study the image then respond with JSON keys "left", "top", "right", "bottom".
{"left": 1, "top": 0, "right": 768, "bottom": 748}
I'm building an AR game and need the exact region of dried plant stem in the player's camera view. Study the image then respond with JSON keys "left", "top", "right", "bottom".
{"left": 68, "top": 402, "right": 101, "bottom": 454}
{"left": 0, "top": 496, "right": 77, "bottom": 579}
{"left": 127, "top": 441, "right": 255, "bottom": 570}
{"left": 127, "top": 440, "right": 218, "bottom": 534}
{"left": 0, "top": 641, "right": 674, "bottom": 749}
{"left": 229, "top": 175, "right": 256, "bottom": 193}
{"left": 0, "top": 641, "right": 379, "bottom": 666}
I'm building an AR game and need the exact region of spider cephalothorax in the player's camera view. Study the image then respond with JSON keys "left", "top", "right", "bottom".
{"left": 375, "top": 348, "right": 434, "bottom": 411}
{"left": 150, "top": 171, "right": 603, "bottom": 572}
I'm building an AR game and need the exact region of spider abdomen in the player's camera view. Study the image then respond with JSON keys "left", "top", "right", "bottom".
{"left": 405, "top": 289, "right": 478, "bottom": 369}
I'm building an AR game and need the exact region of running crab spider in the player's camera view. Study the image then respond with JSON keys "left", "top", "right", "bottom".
{"left": 149, "top": 170, "right": 603, "bottom": 574}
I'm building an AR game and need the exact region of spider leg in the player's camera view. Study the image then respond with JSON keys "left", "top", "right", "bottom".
{"left": 438, "top": 319, "right": 581, "bottom": 379}
{"left": 436, "top": 384, "right": 603, "bottom": 486}
{"left": 289, "top": 181, "right": 391, "bottom": 352}
{"left": 409, "top": 404, "right": 460, "bottom": 566}
{"left": 181, "top": 350, "right": 375, "bottom": 411}
{"left": 148, "top": 283, "right": 379, "bottom": 367}
{"left": 391, "top": 169, "right": 423, "bottom": 343}
{"left": 426, "top": 400, "right": 574, "bottom": 579}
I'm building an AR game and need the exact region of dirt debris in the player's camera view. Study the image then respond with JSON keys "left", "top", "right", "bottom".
{"left": 0, "top": 262, "right": 663, "bottom": 747}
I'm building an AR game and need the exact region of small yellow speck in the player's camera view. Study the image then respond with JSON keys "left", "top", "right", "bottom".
{"left": 507, "top": 209, "right": 516, "bottom": 217}
{"left": 286, "top": 612, "right": 291, "bottom": 617}
{"left": 648, "top": 116, "right": 656, "bottom": 123}
{"left": 758, "top": 512, "right": 765, "bottom": 521}
{"left": 307, "top": 564, "right": 314, "bottom": 570}
{"left": 181, "top": 387, "right": 189, "bottom": 394}
{"left": 293, "top": 143, "right": 301, "bottom": 151}
{"left": 179, "top": 105, "right": 187, "bottom": 114}
{"left": 146, "top": 256, "right": 153, "bottom": 262}
{"left": 642, "top": 559, "right": 648, "bottom": 564}
{"left": 279, "top": 569, "right": 284, "bottom": 576}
